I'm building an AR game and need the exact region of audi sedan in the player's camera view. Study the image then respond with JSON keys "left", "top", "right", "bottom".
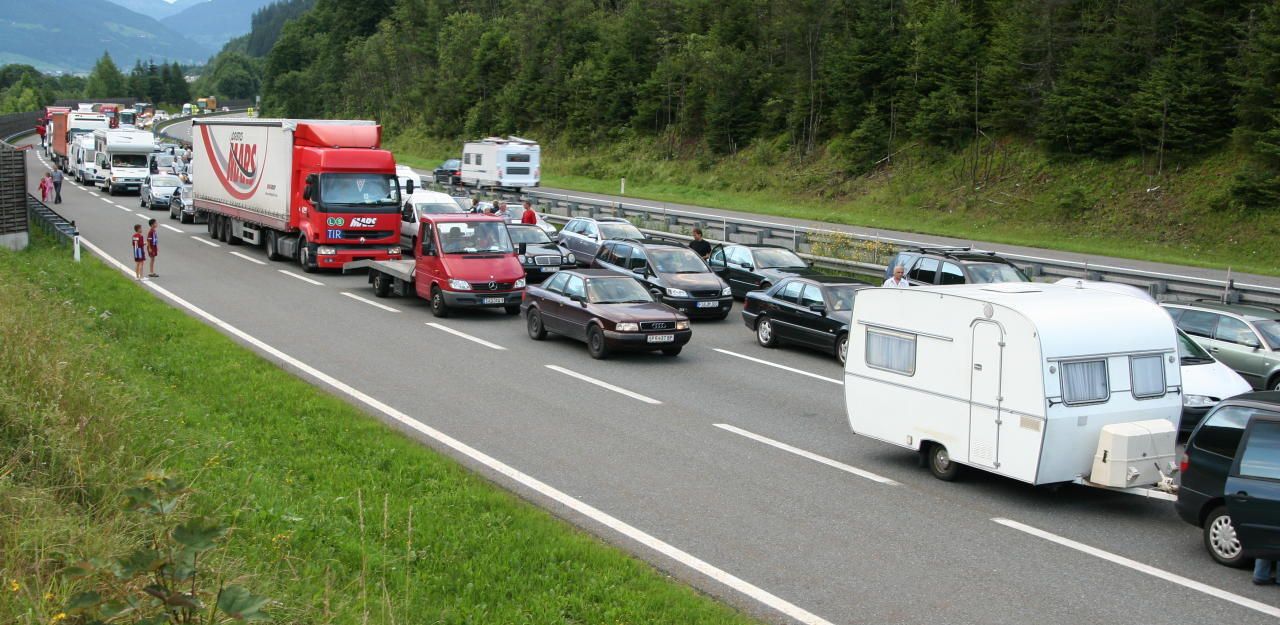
{"left": 741, "top": 276, "right": 870, "bottom": 365}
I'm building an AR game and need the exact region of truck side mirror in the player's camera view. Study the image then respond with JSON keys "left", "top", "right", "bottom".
{"left": 405, "top": 179, "right": 415, "bottom": 195}
{"left": 302, "top": 184, "right": 312, "bottom": 201}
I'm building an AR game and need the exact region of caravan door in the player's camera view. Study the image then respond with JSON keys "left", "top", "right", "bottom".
{"left": 968, "top": 321, "right": 1004, "bottom": 469}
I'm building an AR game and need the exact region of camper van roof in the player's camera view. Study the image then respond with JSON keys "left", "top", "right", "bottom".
{"left": 905, "top": 283, "right": 1177, "bottom": 359}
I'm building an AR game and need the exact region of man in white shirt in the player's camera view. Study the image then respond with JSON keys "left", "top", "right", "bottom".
{"left": 883, "top": 264, "right": 910, "bottom": 288}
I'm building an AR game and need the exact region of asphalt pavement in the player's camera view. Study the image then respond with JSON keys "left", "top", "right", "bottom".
{"left": 26, "top": 135, "right": 1280, "bottom": 624}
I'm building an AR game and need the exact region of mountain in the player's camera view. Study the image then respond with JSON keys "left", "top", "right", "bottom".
{"left": 103, "top": 0, "right": 201, "bottom": 19}
{"left": 161, "top": 0, "right": 277, "bottom": 50}
{"left": 0, "top": 0, "right": 212, "bottom": 72}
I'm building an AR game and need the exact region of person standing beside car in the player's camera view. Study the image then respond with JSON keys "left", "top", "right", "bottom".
{"left": 521, "top": 200, "right": 538, "bottom": 225}
{"left": 689, "top": 228, "right": 712, "bottom": 259}
{"left": 883, "top": 265, "right": 910, "bottom": 288}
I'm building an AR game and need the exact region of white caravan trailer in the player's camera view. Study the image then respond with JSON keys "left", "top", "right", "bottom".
{"left": 93, "top": 128, "right": 157, "bottom": 195}
{"left": 460, "top": 136, "right": 540, "bottom": 189}
{"left": 845, "top": 282, "right": 1182, "bottom": 492}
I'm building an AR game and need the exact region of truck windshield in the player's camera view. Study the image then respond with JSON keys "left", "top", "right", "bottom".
{"left": 112, "top": 154, "right": 148, "bottom": 168}
{"left": 437, "top": 222, "right": 513, "bottom": 254}
{"left": 319, "top": 173, "right": 400, "bottom": 213}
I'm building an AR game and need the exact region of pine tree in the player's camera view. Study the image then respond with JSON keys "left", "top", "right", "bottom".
{"left": 902, "top": 0, "right": 980, "bottom": 146}
{"left": 1230, "top": 2, "right": 1280, "bottom": 209}
{"left": 84, "top": 52, "right": 127, "bottom": 98}
{"left": 164, "top": 63, "right": 191, "bottom": 105}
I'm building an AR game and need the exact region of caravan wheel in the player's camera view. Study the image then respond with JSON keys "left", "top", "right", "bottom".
{"left": 927, "top": 443, "right": 960, "bottom": 481}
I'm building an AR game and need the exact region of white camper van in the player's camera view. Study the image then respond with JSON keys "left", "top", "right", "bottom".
{"left": 93, "top": 129, "right": 157, "bottom": 195}
{"left": 460, "top": 136, "right": 540, "bottom": 189}
{"left": 845, "top": 282, "right": 1182, "bottom": 490}
{"left": 69, "top": 135, "right": 98, "bottom": 185}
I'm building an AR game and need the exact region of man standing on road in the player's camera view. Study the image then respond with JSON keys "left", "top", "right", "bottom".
{"left": 146, "top": 219, "right": 160, "bottom": 278}
{"left": 132, "top": 224, "right": 146, "bottom": 280}
{"left": 520, "top": 200, "right": 538, "bottom": 225}
{"left": 689, "top": 228, "right": 712, "bottom": 259}
{"left": 51, "top": 167, "right": 63, "bottom": 204}
{"left": 883, "top": 265, "right": 910, "bottom": 288}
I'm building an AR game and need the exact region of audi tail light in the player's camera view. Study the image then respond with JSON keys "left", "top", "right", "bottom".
{"left": 1179, "top": 451, "right": 1189, "bottom": 473}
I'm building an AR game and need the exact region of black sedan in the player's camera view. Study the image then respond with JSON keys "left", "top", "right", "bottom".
{"left": 741, "top": 276, "right": 870, "bottom": 365}
{"left": 709, "top": 243, "right": 823, "bottom": 298}
{"left": 508, "top": 224, "right": 577, "bottom": 283}
{"left": 592, "top": 238, "right": 732, "bottom": 320}
{"left": 433, "top": 159, "right": 462, "bottom": 185}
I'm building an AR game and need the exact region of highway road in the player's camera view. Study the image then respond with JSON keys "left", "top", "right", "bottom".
{"left": 28, "top": 134, "right": 1280, "bottom": 624}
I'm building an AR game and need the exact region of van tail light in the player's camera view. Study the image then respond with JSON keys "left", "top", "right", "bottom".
{"left": 1179, "top": 451, "right": 1189, "bottom": 474}
{"left": 535, "top": 167, "right": 541, "bottom": 178}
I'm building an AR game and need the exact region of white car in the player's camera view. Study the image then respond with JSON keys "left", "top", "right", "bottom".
{"left": 399, "top": 190, "right": 465, "bottom": 251}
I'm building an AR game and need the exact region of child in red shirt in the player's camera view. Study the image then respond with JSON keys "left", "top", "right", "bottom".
{"left": 131, "top": 224, "right": 146, "bottom": 280}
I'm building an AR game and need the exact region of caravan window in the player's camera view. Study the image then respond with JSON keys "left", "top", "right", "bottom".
{"left": 507, "top": 153, "right": 531, "bottom": 163}
{"left": 1129, "top": 355, "right": 1166, "bottom": 399}
{"left": 464, "top": 154, "right": 472, "bottom": 165}
{"left": 1061, "top": 360, "right": 1109, "bottom": 405}
{"left": 866, "top": 329, "right": 916, "bottom": 375}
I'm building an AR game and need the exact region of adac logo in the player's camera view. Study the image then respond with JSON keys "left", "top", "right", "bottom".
{"left": 326, "top": 217, "right": 345, "bottom": 227}
{"left": 200, "top": 126, "right": 266, "bottom": 201}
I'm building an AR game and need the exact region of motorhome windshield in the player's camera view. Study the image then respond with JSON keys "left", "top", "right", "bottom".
{"left": 318, "top": 174, "right": 400, "bottom": 213}
{"left": 112, "top": 154, "right": 148, "bottom": 168}
{"left": 437, "top": 221, "right": 513, "bottom": 254}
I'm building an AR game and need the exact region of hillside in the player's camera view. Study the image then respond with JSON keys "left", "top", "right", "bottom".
{"left": 0, "top": 0, "right": 209, "bottom": 72}
{"left": 103, "top": 0, "right": 200, "bottom": 19}
{"left": 161, "top": 0, "right": 278, "bottom": 49}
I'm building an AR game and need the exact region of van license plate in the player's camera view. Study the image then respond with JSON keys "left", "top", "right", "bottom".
{"left": 483, "top": 297, "right": 505, "bottom": 304}
{"left": 696, "top": 301, "right": 719, "bottom": 308}
{"left": 647, "top": 334, "right": 675, "bottom": 343}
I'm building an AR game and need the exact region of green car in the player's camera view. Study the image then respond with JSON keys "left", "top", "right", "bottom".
{"left": 1163, "top": 301, "right": 1280, "bottom": 391}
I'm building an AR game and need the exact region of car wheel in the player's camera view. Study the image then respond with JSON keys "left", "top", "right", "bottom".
{"left": 756, "top": 316, "right": 777, "bottom": 348}
{"left": 140, "top": 196, "right": 146, "bottom": 208}
{"left": 504, "top": 305, "right": 520, "bottom": 316}
{"left": 169, "top": 202, "right": 177, "bottom": 220}
{"left": 927, "top": 443, "right": 961, "bottom": 481}
{"left": 1203, "top": 506, "right": 1247, "bottom": 568}
{"left": 1270, "top": 375, "right": 1280, "bottom": 391}
{"left": 527, "top": 309, "right": 547, "bottom": 340}
{"left": 106, "top": 185, "right": 114, "bottom": 196}
{"left": 372, "top": 272, "right": 392, "bottom": 298}
{"left": 430, "top": 286, "right": 450, "bottom": 318}
{"left": 587, "top": 325, "right": 608, "bottom": 360}
{"left": 836, "top": 333, "right": 849, "bottom": 366}
{"left": 181, "top": 210, "right": 192, "bottom": 224}
{"left": 759, "top": 281, "right": 772, "bottom": 292}
{"left": 661, "top": 346, "right": 682, "bottom": 356}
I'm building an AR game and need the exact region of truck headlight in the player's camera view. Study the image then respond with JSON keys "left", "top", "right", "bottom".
{"left": 1183, "top": 394, "right": 1217, "bottom": 408}
{"left": 448, "top": 279, "right": 471, "bottom": 291}
{"left": 514, "top": 278, "right": 526, "bottom": 288}
{"left": 666, "top": 288, "right": 689, "bottom": 298}
{"left": 317, "top": 246, "right": 337, "bottom": 255}
{"left": 676, "top": 320, "right": 690, "bottom": 330}
{"left": 616, "top": 322, "right": 639, "bottom": 332}
{"left": 721, "top": 286, "right": 732, "bottom": 296}
{"left": 388, "top": 247, "right": 401, "bottom": 255}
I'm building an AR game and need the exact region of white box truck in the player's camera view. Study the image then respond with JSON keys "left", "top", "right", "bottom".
{"left": 845, "top": 282, "right": 1182, "bottom": 494}
{"left": 93, "top": 128, "right": 156, "bottom": 195}
{"left": 460, "top": 136, "right": 540, "bottom": 189}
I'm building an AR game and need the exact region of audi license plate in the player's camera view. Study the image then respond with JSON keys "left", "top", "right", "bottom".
{"left": 696, "top": 301, "right": 719, "bottom": 308}
{"left": 483, "top": 297, "right": 505, "bottom": 304}
{"left": 646, "top": 334, "right": 675, "bottom": 343}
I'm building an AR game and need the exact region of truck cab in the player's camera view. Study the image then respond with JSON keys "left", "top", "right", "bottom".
{"left": 413, "top": 214, "right": 526, "bottom": 316}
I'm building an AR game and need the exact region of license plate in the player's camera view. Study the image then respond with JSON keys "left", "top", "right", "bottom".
{"left": 647, "top": 334, "right": 675, "bottom": 343}
{"left": 541, "top": 266, "right": 558, "bottom": 272}
{"left": 483, "top": 297, "right": 505, "bottom": 304}
{"left": 696, "top": 301, "right": 719, "bottom": 308}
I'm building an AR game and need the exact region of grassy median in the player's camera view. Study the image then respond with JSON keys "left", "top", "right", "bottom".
{"left": 0, "top": 238, "right": 756, "bottom": 624}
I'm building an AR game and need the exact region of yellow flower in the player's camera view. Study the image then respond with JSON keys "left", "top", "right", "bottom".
{"left": 44, "top": 592, "right": 54, "bottom": 601}
{"left": 9, "top": 579, "right": 19, "bottom": 592}
{"left": 51, "top": 613, "right": 67, "bottom": 623}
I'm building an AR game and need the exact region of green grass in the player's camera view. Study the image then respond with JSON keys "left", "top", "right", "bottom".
{"left": 386, "top": 130, "right": 1280, "bottom": 277}
{"left": 0, "top": 238, "right": 758, "bottom": 625}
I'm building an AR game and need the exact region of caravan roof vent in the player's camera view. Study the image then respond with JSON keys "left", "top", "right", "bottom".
{"left": 980, "top": 283, "right": 1043, "bottom": 294}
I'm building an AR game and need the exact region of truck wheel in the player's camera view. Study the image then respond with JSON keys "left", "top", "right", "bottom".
{"left": 227, "top": 221, "right": 242, "bottom": 246}
{"left": 1203, "top": 506, "right": 1247, "bottom": 568}
{"left": 527, "top": 309, "right": 547, "bottom": 340}
{"left": 216, "top": 216, "right": 229, "bottom": 243}
{"left": 756, "top": 316, "right": 777, "bottom": 348}
{"left": 586, "top": 325, "right": 608, "bottom": 360}
{"left": 299, "top": 240, "right": 318, "bottom": 273}
{"left": 372, "top": 272, "right": 392, "bottom": 298}
{"left": 504, "top": 305, "right": 520, "bottom": 316}
{"left": 265, "top": 230, "right": 283, "bottom": 261}
{"left": 429, "top": 286, "right": 450, "bottom": 318}
{"left": 207, "top": 215, "right": 216, "bottom": 237}
{"left": 926, "top": 443, "right": 961, "bottom": 482}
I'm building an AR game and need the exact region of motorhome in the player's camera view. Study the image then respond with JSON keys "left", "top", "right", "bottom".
{"left": 459, "top": 136, "right": 540, "bottom": 189}
{"left": 93, "top": 128, "right": 157, "bottom": 195}
{"left": 845, "top": 282, "right": 1183, "bottom": 490}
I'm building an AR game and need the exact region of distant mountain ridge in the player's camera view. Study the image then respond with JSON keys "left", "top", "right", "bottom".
{"left": 0, "top": 0, "right": 211, "bottom": 72}
{"left": 103, "top": 0, "right": 201, "bottom": 19}
{"left": 161, "top": 0, "right": 278, "bottom": 50}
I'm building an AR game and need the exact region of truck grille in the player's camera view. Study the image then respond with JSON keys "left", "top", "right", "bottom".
{"left": 639, "top": 321, "right": 676, "bottom": 331}
{"left": 472, "top": 281, "right": 515, "bottom": 291}
{"left": 534, "top": 255, "right": 560, "bottom": 266}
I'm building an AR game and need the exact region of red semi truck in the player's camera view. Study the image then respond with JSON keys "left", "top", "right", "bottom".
{"left": 192, "top": 118, "right": 411, "bottom": 271}
{"left": 50, "top": 110, "right": 109, "bottom": 172}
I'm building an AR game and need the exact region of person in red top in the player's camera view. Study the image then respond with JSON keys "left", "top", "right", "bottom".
{"left": 131, "top": 224, "right": 146, "bottom": 280}
{"left": 520, "top": 200, "right": 538, "bottom": 225}
{"left": 146, "top": 218, "right": 160, "bottom": 278}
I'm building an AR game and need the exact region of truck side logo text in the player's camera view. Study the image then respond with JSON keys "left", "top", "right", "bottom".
{"left": 199, "top": 125, "right": 267, "bottom": 201}
{"left": 349, "top": 217, "right": 377, "bottom": 228}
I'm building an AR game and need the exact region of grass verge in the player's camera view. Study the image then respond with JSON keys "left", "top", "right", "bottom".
{"left": 386, "top": 131, "right": 1278, "bottom": 277}
{"left": 0, "top": 237, "right": 757, "bottom": 624}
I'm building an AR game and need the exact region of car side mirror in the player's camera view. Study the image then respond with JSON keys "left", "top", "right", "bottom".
{"left": 518, "top": 242, "right": 527, "bottom": 255}
{"left": 741, "top": 263, "right": 754, "bottom": 272}
{"left": 809, "top": 303, "right": 826, "bottom": 315}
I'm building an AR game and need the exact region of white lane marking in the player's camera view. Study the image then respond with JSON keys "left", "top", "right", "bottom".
{"left": 714, "top": 423, "right": 899, "bottom": 485}
{"left": 190, "top": 236, "right": 220, "bottom": 248}
{"left": 544, "top": 365, "right": 661, "bottom": 404}
{"left": 340, "top": 291, "right": 400, "bottom": 313}
{"left": 135, "top": 213, "right": 152, "bottom": 221}
{"left": 73, "top": 235, "right": 835, "bottom": 625}
{"left": 993, "top": 518, "right": 1280, "bottom": 619}
{"left": 713, "top": 348, "right": 843, "bottom": 385}
{"left": 278, "top": 269, "right": 323, "bottom": 286}
{"left": 118, "top": 205, "right": 134, "bottom": 212}
{"left": 161, "top": 224, "right": 183, "bottom": 233}
{"left": 229, "top": 251, "right": 267, "bottom": 265}
{"left": 426, "top": 322, "right": 506, "bottom": 351}
{"left": 89, "top": 191, "right": 100, "bottom": 197}
{"left": 100, "top": 197, "right": 113, "bottom": 204}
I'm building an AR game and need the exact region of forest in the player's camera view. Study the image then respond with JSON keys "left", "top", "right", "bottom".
{"left": 264, "top": 0, "right": 1280, "bottom": 210}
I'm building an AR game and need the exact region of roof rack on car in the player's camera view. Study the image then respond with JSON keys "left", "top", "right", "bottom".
{"left": 635, "top": 233, "right": 691, "bottom": 246}
{"left": 1190, "top": 298, "right": 1280, "bottom": 314}
{"left": 596, "top": 216, "right": 630, "bottom": 223}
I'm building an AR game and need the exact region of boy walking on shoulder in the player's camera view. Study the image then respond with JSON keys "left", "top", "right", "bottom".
{"left": 132, "top": 224, "right": 146, "bottom": 280}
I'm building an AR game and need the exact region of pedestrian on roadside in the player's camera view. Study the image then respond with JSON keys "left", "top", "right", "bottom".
{"left": 520, "top": 200, "right": 539, "bottom": 225}
{"left": 131, "top": 224, "right": 146, "bottom": 280}
{"left": 689, "top": 227, "right": 712, "bottom": 259}
{"left": 1255, "top": 557, "right": 1277, "bottom": 586}
{"left": 146, "top": 219, "right": 160, "bottom": 278}
{"left": 38, "top": 172, "right": 52, "bottom": 203}
{"left": 882, "top": 265, "right": 910, "bottom": 288}
{"left": 470, "top": 197, "right": 482, "bottom": 213}
{"left": 51, "top": 168, "right": 63, "bottom": 204}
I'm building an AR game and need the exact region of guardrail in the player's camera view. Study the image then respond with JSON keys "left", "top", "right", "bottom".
{"left": 27, "top": 193, "right": 79, "bottom": 246}
{"left": 428, "top": 182, "right": 1276, "bottom": 306}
